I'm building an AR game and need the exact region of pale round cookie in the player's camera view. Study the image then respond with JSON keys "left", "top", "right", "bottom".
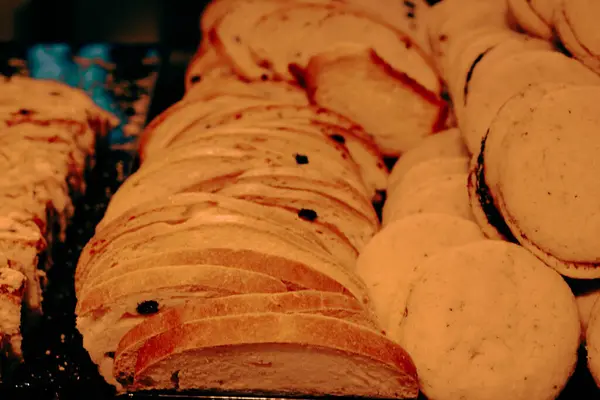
{"left": 387, "top": 156, "right": 469, "bottom": 199}
{"left": 577, "top": 290, "right": 600, "bottom": 342}
{"left": 398, "top": 240, "right": 580, "bottom": 400}
{"left": 356, "top": 213, "right": 484, "bottom": 328}
{"left": 383, "top": 173, "right": 474, "bottom": 227}
{"left": 495, "top": 85, "right": 600, "bottom": 278}
{"left": 587, "top": 298, "right": 600, "bottom": 387}
{"left": 463, "top": 49, "right": 600, "bottom": 155}
{"left": 387, "top": 128, "right": 468, "bottom": 191}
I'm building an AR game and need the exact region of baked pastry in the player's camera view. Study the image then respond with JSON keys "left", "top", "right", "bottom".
{"left": 0, "top": 76, "right": 117, "bottom": 372}
{"left": 397, "top": 240, "right": 580, "bottom": 400}
{"left": 587, "top": 298, "right": 600, "bottom": 387}
{"left": 384, "top": 157, "right": 469, "bottom": 216}
{"left": 555, "top": 0, "right": 600, "bottom": 75}
{"left": 303, "top": 46, "right": 447, "bottom": 156}
{"left": 461, "top": 48, "right": 600, "bottom": 154}
{"left": 507, "top": 0, "right": 555, "bottom": 39}
{"left": 382, "top": 172, "right": 474, "bottom": 227}
{"left": 424, "top": 0, "right": 510, "bottom": 74}
{"left": 128, "top": 313, "right": 418, "bottom": 398}
{"left": 113, "top": 290, "right": 380, "bottom": 385}
{"left": 386, "top": 128, "right": 469, "bottom": 191}
{"left": 356, "top": 213, "right": 484, "bottom": 329}
{"left": 474, "top": 84, "right": 600, "bottom": 279}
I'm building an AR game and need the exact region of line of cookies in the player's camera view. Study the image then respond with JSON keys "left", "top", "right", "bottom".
{"left": 364, "top": 1, "right": 600, "bottom": 399}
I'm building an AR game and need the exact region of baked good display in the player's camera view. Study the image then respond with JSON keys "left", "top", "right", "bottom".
{"left": 64, "top": 0, "right": 600, "bottom": 397}
{"left": 0, "top": 76, "right": 117, "bottom": 376}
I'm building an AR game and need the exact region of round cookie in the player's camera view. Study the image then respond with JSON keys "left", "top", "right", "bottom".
{"left": 387, "top": 156, "right": 469, "bottom": 199}
{"left": 355, "top": 213, "right": 484, "bottom": 329}
{"left": 555, "top": 0, "right": 600, "bottom": 75}
{"left": 387, "top": 128, "right": 468, "bottom": 191}
{"left": 494, "top": 85, "right": 600, "bottom": 278}
{"left": 587, "top": 298, "right": 600, "bottom": 387}
{"left": 383, "top": 173, "right": 474, "bottom": 227}
{"left": 397, "top": 240, "right": 580, "bottom": 400}
{"left": 577, "top": 290, "right": 600, "bottom": 342}
{"left": 463, "top": 49, "right": 600, "bottom": 155}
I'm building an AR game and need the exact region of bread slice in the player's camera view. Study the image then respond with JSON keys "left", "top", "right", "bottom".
{"left": 189, "top": 104, "right": 387, "bottom": 199}
{"left": 113, "top": 290, "right": 378, "bottom": 386}
{"left": 507, "top": 0, "right": 553, "bottom": 39}
{"left": 240, "top": 4, "right": 439, "bottom": 92}
{"left": 184, "top": 45, "right": 237, "bottom": 92}
{"left": 76, "top": 264, "right": 288, "bottom": 386}
{"left": 130, "top": 313, "right": 419, "bottom": 398}
{"left": 356, "top": 214, "right": 484, "bottom": 328}
{"left": 424, "top": 0, "right": 510, "bottom": 73}
{"left": 0, "top": 266, "right": 26, "bottom": 360}
{"left": 78, "top": 194, "right": 370, "bottom": 302}
{"left": 304, "top": 47, "right": 447, "bottom": 156}
{"left": 138, "top": 95, "right": 274, "bottom": 160}
{"left": 216, "top": 181, "right": 374, "bottom": 263}
{"left": 397, "top": 241, "right": 579, "bottom": 400}
{"left": 185, "top": 77, "right": 309, "bottom": 105}
{"left": 104, "top": 141, "right": 367, "bottom": 224}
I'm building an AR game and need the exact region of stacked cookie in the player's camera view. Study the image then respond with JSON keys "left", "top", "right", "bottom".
{"left": 0, "top": 76, "right": 116, "bottom": 372}
{"left": 508, "top": 0, "right": 600, "bottom": 76}
{"left": 417, "top": 0, "right": 600, "bottom": 394}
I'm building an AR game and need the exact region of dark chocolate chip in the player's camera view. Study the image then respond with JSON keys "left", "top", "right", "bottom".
{"left": 298, "top": 208, "right": 318, "bottom": 221}
{"left": 260, "top": 74, "right": 269, "bottom": 81}
{"left": 136, "top": 300, "right": 159, "bottom": 315}
{"left": 124, "top": 106, "right": 136, "bottom": 117}
{"left": 105, "top": 352, "right": 115, "bottom": 359}
{"left": 294, "top": 154, "right": 309, "bottom": 164}
{"left": 329, "top": 134, "right": 346, "bottom": 144}
{"left": 407, "top": 11, "right": 415, "bottom": 18}
{"left": 18, "top": 108, "right": 32, "bottom": 115}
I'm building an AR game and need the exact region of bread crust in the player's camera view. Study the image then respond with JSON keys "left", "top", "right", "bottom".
{"left": 132, "top": 313, "right": 419, "bottom": 398}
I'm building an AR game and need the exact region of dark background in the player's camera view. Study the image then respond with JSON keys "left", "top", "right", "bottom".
{"left": 1, "top": 0, "right": 211, "bottom": 50}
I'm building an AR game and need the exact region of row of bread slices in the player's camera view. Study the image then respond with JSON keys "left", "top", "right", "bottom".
{"left": 183, "top": 0, "right": 448, "bottom": 157}
{"left": 0, "top": 76, "right": 116, "bottom": 365}
{"left": 75, "top": 135, "right": 420, "bottom": 395}
{"left": 408, "top": 0, "right": 600, "bottom": 395}
{"left": 72, "top": 15, "right": 439, "bottom": 395}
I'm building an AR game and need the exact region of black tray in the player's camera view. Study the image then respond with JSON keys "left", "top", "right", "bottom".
{"left": 0, "top": 42, "right": 598, "bottom": 400}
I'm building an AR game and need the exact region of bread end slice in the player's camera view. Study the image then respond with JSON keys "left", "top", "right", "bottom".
{"left": 132, "top": 313, "right": 419, "bottom": 399}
